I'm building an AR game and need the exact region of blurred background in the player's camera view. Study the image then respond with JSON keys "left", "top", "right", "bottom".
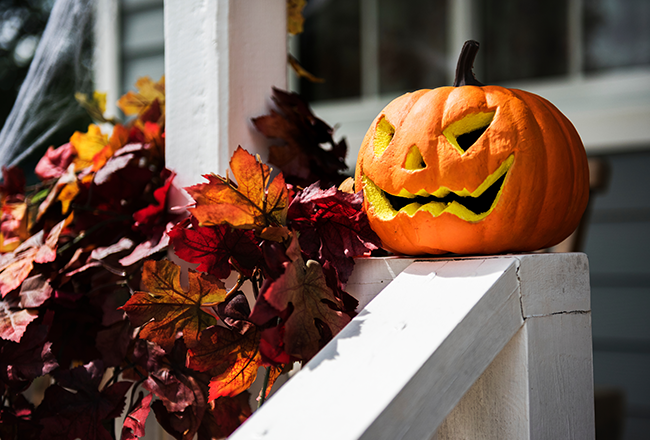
{"left": 1, "top": 0, "right": 649, "bottom": 438}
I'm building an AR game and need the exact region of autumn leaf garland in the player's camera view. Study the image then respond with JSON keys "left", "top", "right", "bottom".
{"left": 0, "top": 77, "right": 382, "bottom": 440}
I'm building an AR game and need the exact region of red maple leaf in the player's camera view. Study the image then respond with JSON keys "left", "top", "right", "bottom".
{"left": 198, "top": 392, "right": 252, "bottom": 439}
{"left": 288, "top": 183, "right": 380, "bottom": 284}
{"left": 0, "top": 322, "right": 58, "bottom": 385}
{"left": 169, "top": 216, "right": 263, "bottom": 279}
{"left": 185, "top": 147, "right": 289, "bottom": 238}
{"left": 133, "top": 169, "right": 174, "bottom": 234}
{"left": 120, "top": 260, "right": 227, "bottom": 351}
{"left": 36, "top": 361, "right": 132, "bottom": 440}
{"left": 250, "top": 235, "right": 351, "bottom": 361}
{"left": 252, "top": 88, "right": 348, "bottom": 188}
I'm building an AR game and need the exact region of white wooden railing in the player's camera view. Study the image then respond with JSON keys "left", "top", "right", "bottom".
{"left": 161, "top": 3, "right": 595, "bottom": 439}
{"left": 229, "top": 254, "right": 595, "bottom": 440}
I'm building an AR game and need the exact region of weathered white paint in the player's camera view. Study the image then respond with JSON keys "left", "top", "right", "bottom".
{"left": 432, "top": 254, "right": 594, "bottom": 440}
{"left": 164, "top": 0, "right": 286, "bottom": 188}
{"left": 229, "top": 253, "right": 595, "bottom": 440}
{"left": 345, "top": 256, "right": 417, "bottom": 309}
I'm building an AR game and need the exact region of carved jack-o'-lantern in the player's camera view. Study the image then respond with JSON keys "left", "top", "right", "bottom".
{"left": 354, "top": 41, "right": 589, "bottom": 255}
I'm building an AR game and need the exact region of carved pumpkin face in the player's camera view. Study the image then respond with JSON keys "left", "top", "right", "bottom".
{"left": 354, "top": 42, "right": 589, "bottom": 255}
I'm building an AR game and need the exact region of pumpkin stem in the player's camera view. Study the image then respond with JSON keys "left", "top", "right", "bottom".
{"left": 453, "top": 40, "right": 484, "bottom": 87}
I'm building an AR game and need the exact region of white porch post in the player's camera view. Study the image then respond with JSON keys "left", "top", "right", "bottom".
{"left": 163, "top": 0, "right": 287, "bottom": 188}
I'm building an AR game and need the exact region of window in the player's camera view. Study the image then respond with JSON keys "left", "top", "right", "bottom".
{"left": 295, "top": 0, "right": 650, "bottom": 166}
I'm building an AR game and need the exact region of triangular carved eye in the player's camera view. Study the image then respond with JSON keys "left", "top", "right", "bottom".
{"left": 443, "top": 112, "right": 495, "bottom": 154}
{"left": 374, "top": 116, "right": 395, "bottom": 156}
{"left": 404, "top": 145, "right": 426, "bottom": 170}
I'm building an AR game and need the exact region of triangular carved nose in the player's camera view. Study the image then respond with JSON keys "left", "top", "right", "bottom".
{"left": 404, "top": 145, "right": 426, "bottom": 170}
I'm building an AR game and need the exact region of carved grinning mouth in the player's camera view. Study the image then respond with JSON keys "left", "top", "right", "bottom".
{"left": 363, "top": 155, "right": 514, "bottom": 222}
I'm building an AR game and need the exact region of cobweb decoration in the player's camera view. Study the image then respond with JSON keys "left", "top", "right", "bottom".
{"left": 0, "top": 0, "right": 94, "bottom": 168}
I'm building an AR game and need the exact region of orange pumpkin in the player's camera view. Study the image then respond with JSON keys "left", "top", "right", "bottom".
{"left": 354, "top": 41, "right": 589, "bottom": 255}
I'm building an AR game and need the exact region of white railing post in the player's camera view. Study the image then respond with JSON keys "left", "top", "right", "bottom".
{"left": 164, "top": 0, "right": 286, "bottom": 188}
{"left": 229, "top": 253, "right": 595, "bottom": 440}
{"left": 435, "top": 254, "right": 594, "bottom": 440}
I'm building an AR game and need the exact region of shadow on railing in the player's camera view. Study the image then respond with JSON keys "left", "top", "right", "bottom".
{"left": 229, "top": 253, "right": 595, "bottom": 440}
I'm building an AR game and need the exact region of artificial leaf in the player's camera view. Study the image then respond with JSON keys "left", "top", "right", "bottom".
{"left": 118, "top": 224, "right": 171, "bottom": 267}
{"left": 0, "top": 295, "right": 37, "bottom": 343}
{"left": 0, "top": 200, "right": 29, "bottom": 252}
{"left": 35, "top": 143, "right": 76, "bottom": 182}
{"left": 198, "top": 392, "right": 252, "bottom": 439}
{"left": 143, "top": 369, "right": 199, "bottom": 414}
{"left": 0, "top": 166, "right": 25, "bottom": 199}
{"left": 288, "top": 183, "right": 380, "bottom": 283}
{"left": 18, "top": 274, "right": 53, "bottom": 308}
{"left": 258, "top": 365, "right": 285, "bottom": 401}
{"left": 96, "top": 320, "right": 133, "bottom": 367}
{"left": 252, "top": 243, "right": 350, "bottom": 361}
{"left": 70, "top": 124, "right": 109, "bottom": 171}
{"left": 288, "top": 54, "right": 325, "bottom": 83}
{"left": 0, "top": 322, "right": 58, "bottom": 383}
{"left": 37, "top": 163, "right": 76, "bottom": 221}
{"left": 186, "top": 147, "right": 288, "bottom": 233}
{"left": 121, "top": 392, "right": 153, "bottom": 440}
{"left": 287, "top": 0, "right": 307, "bottom": 35}
{"left": 338, "top": 176, "right": 355, "bottom": 193}
{"left": 120, "top": 260, "right": 227, "bottom": 351}
{"left": 75, "top": 91, "right": 116, "bottom": 124}
{"left": 92, "top": 124, "right": 130, "bottom": 171}
{"left": 169, "top": 217, "right": 262, "bottom": 279}
{"left": 118, "top": 76, "right": 165, "bottom": 118}
{"left": 215, "top": 291, "right": 253, "bottom": 333}
{"left": 57, "top": 177, "right": 79, "bottom": 214}
{"left": 186, "top": 326, "right": 262, "bottom": 401}
{"left": 133, "top": 170, "right": 174, "bottom": 233}
{"left": 90, "top": 237, "right": 134, "bottom": 261}
{"left": 252, "top": 88, "right": 348, "bottom": 188}
{"left": 0, "top": 219, "right": 66, "bottom": 297}
{"left": 37, "top": 362, "right": 132, "bottom": 440}
{"left": 122, "top": 339, "right": 166, "bottom": 382}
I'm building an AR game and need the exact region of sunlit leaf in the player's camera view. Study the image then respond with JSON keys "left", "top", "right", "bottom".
{"left": 120, "top": 260, "right": 227, "bottom": 350}
{"left": 186, "top": 326, "right": 262, "bottom": 401}
{"left": 186, "top": 147, "right": 288, "bottom": 234}
{"left": 0, "top": 295, "right": 37, "bottom": 343}
{"left": 70, "top": 124, "right": 109, "bottom": 171}
{"left": 117, "top": 76, "right": 165, "bottom": 119}
{"left": 34, "top": 143, "right": 76, "bottom": 181}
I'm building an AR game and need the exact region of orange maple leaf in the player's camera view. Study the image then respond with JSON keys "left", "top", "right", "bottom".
{"left": 70, "top": 124, "right": 109, "bottom": 171}
{"left": 186, "top": 147, "right": 289, "bottom": 236}
{"left": 187, "top": 326, "right": 263, "bottom": 401}
{"left": 120, "top": 260, "right": 227, "bottom": 351}
{"left": 92, "top": 124, "right": 130, "bottom": 171}
{"left": 117, "top": 76, "right": 165, "bottom": 118}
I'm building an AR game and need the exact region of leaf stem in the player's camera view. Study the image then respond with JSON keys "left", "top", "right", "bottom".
{"left": 258, "top": 366, "right": 271, "bottom": 409}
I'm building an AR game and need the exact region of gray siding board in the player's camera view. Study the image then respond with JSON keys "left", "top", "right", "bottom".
{"left": 591, "top": 286, "right": 650, "bottom": 343}
{"left": 593, "top": 351, "right": 650, "bottom": 412}
{"left": 584, "top": 221, "right": 650, "bottom": 274}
